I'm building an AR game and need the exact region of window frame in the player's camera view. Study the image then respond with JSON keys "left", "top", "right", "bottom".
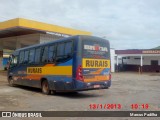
{"left": 10, "top": 55, "right": 18, "bottom": 68}
{"left": 17, "top": 40, "right": 73, "bottom": 65}
{"left": 64, "top": 41, "right": 73, "bottom": 57}
{"left": 55, "top": 40, "right": 73, "bottom": 63}
{"left": 28, "top": 48, "right": 35, "bottom": 64}
{"left": 23, "top": 50, "right": 29, "bottom": 64}
{"left": 19, "top": 50, "right": 24, "bottom": 64}
{"left": 82, "top": 40, "right": 109, "bottom": 59}
{"left": 34, "top": 47, "right": 42, "bottom": 64}
{"left": 48, "top": 43, "right": 57, "bottom": 63}
{"left": 41, "top": 45, "right": 49, "bottom": 63}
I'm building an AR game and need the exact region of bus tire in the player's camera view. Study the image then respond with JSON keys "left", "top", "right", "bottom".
{"left": 70, "top": 91, "right": 78, "bottom": 94}
{"left": 8, "top": 77, "right": 15, "bottom": 87}
{"left": 51, "top": 90, "right": 56, "bottom": 95}
{"left": 41, "top": 80, "right": 51, "bottom": 95}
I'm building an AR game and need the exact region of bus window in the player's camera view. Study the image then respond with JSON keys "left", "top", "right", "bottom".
{"left": 19, "top": 51, "right": 24, "bottom": 64}
{"left": 57, "top": 43, "right": 64, "bottom": 56}
{"left": 41, "top": 46, "right": 48, "bottom": 63}
{"left": 64, "top": 41, "right": 72, "bottom": 58}
{"left": 35, "top": 48, "right": 41, "bottom": 63}
{"left": 29, "top": 49, "right": 35, "bottom": 64}
{"left": 56, "top": 41, "right": 72, "bottom": 62}
{"left": 56, "top": 42, "right": 65, "bottom": 62}
{"left": 48, "top": 45, "right": 56, "bottom": 62}
{"left": 82, "top": 40, "right": 109, "bottom": 59}
{"left": 24, "top": 50, "right": 29, "bottom": 64}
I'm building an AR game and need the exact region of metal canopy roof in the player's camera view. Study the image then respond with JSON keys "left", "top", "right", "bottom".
{"left": 0, "top": 27, "right": 45, "bottom": 38}
{"left": 0, "top": 18, "right": 91, "bottom": 38}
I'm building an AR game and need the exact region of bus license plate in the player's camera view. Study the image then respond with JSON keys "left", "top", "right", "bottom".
{"left": 94, "top": 85, "right": 100, "bottom": 88}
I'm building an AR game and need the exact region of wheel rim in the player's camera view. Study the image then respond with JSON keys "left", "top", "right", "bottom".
{"left": 9, "top": 79, "right": 13, "bottom": 85}
{"left": 42, "top": 82, "right": 48, "bottom": 93}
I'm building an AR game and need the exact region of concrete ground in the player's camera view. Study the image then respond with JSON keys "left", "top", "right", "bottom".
{"left": 0, "top": 71, "right": 160, "bottom": 120}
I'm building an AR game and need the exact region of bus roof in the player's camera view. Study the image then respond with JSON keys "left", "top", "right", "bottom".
{"left": 15, "top": 35, "right": 79, "bottom": 52}
{"left": 15, "top": 35, "right": 109, "bottom": 52}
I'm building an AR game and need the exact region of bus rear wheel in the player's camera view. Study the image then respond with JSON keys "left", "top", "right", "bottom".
{"left": 42, "top": 80, "right": 51, "bottom": 95}
{"left": 8, "top": 77, "right": 15, "bottom": 87}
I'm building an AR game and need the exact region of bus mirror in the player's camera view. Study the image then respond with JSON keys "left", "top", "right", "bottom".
{"left": 6, "top": 61, "right": 10, "bottom": 70}
{"left": 9, "top": 55, "right": 12, "bottom": 62}
{"left": 8, "top": 54, "right": 17, "bottom": 69}
{"left": 8, "top": 55, "right": 13, "bottom": 69}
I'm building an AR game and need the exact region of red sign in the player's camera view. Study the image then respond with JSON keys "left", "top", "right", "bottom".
{"left": 95, "top": 45, "right": 100, "bottom": 51}
{"left": 142, "top": 50, "right": 160, "bottom": 54}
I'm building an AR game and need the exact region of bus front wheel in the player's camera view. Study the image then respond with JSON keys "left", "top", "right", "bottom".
{"left": 8, "top": 77, "right": 15, "bottom": 87}
{"left": 41, "top": 80, "right": 51, "bottom": 95}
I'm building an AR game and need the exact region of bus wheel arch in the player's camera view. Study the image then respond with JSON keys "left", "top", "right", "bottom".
{"left": 41, "top": 78, "right": 51, "bottom": 95}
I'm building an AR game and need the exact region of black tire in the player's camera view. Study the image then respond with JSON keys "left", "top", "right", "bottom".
{"left": 51, "top": 90, "right": 56, "bottom": 95}
{"left": 70, "top": 91, "right": 78, "bottom": 94}
{"left": 41, "top": 80, "right": 51, "bottom": 95}
{"left": 8, "top": 77, "right": 15, "bottom": 87}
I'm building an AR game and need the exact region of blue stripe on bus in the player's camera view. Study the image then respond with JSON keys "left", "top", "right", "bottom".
{"left": 58, "top": 59, "right": 73, "bottom": 66}
{"left": 101, "top": 68, "right": 110, "bottom": 74}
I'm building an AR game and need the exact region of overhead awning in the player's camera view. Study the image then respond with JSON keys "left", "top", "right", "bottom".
{"left": 0, "top": 18, "right": 91, "bottom": 38}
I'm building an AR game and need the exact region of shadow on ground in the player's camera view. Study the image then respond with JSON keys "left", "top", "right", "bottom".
{"left": 12, "top": 85, "right": 103, "bottom": 99}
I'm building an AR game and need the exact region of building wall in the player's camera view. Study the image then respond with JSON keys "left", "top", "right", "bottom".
{"left": 123, "top": 56, "right": 160, "bottom": 65}
{"left": 110, "top": 49, "right": 115, "bottom": 72}
{"left": 0, "top": 58, "right": 3, "bottom": 70}
{"left": 120, "top": 56, "right": 160, "bottom": 72}
{"left": 40, "top": 34, "right": 64, "bottom": 43}
{"left": 0, "top": 33, "right": 64, "bottom": 70}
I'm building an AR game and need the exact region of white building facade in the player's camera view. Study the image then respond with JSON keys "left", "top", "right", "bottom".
{"left": 115, "top": 49, "right": 160, "bottom": 72}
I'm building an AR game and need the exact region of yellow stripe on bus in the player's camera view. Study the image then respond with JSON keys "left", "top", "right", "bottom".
{"left": 84, "top": 75, "right": 110, "bottom": 82}
{"left": 27, "top": 66, "right": 72, "bottom": 75}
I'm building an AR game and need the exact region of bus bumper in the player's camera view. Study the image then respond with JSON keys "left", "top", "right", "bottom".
{"left": 48, "top": 79, "right": 111, "bottom": 92}
{"left": 74, "top": 80, "right": 111, "bottom": 91}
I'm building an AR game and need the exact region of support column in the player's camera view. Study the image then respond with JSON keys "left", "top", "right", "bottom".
{"left": 116, "top": 55, "right": 119, "bottom": 72}
{"left": 122, "top": 57, "right": 124, "bottom": 71}
{"left": 0, "top": 40, "right": 3, "bottom": 70}
{"left": 140, "top": 55, "right": 143, "bottom": 73}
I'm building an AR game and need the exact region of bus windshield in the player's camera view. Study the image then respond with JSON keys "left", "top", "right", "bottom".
{"left": 82, "top": 40, "right": 109, "bottom": 59}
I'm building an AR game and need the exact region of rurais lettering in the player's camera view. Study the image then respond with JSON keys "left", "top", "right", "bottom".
{"left": 27, "top": 68, "right": 42, "bottom": 74}
{"left": 85, "top": 60, "right": 108, "bottom": 67}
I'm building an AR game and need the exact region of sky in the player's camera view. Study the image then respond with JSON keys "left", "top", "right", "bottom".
{"left": 0, "top": 0, "right": 160, "bottom": 49}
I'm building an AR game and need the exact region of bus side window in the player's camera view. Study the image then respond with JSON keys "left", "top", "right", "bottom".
{"left": 56, "top": 42, "right": 65, "bottom": 62}
{"left": 19, "top": 51, "right": 24, "bottom": 64}
{"left": 29, "top": 49, "right": 35, "bottom": 64}
{"left": 41, "top": 46, "right": 49, "bottom": 63}
{"left": 35, "top": 48, "right": 41, "bottom": 64}
{"left": 24, "top": 50, "right": 29, "bottom": 64}
{"left": 56, "top": 41, "right": 72, "bottom": 62}
{"left": 64, "top": 41, "right": 72, "bottom": 58}
{"left": 49, "top": 44, "right": 56, "bottom": 63}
